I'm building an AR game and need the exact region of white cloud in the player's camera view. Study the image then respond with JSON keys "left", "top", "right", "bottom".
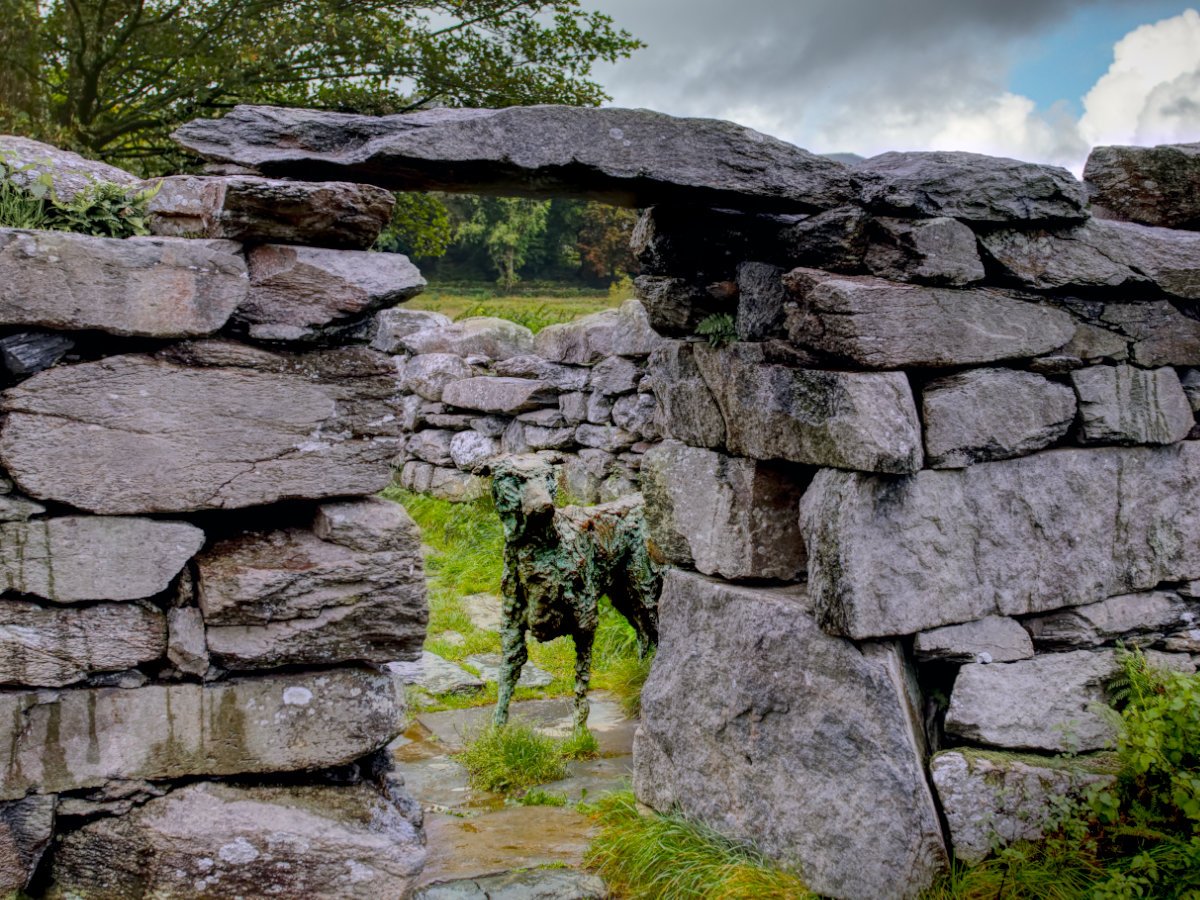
{"left": 1079, "top": 8, "right": 1200, "bottom": 146}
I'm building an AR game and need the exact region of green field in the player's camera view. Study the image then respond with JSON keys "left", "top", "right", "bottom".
{"left": 406, "top": 279, "right": 631, "bottom": 333}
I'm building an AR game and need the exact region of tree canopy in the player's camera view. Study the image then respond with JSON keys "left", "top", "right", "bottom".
{"left": 0, "top": 0, "right": 641, "bottom": 173}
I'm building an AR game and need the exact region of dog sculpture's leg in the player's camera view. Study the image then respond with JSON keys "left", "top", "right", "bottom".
{"left": 572, "top": 627, "right": 595, "bottom": 732}
{"left": 494, "top": 553, "right": 527, "bottom": 728}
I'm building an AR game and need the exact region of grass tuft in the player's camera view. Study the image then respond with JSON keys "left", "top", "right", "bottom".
{"left": 457, "top": 721, "right": 569, "bottom": 793}
{"left": 584, "top": 792, "right": 815, "bottom": 899}
{"left": 517, "top": 788, "right": 569, "bottom": 808}
{"left": 559, "top": 727, "right": 600, "bottom": 760}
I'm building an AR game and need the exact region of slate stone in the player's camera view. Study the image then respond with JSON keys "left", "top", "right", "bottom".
{"left": 0, "top": 667, "right": 404, "bottom": 800}
{"left": 1099, "top": 300, "right": 1200, "bottom": 368}
{"left": 640, "top": 441, "right": 807, "bottom": 580}
{"left": 979, "top": 219, "right": 1200, "bottom": 299}
{"left": 387, "top": 651, "right": 484, "bottom": 695}
{"left": 403, "top": 353, "right": 473, "bottom": 402}
{"left": 239, "top": 244, "right": 424, "bottom": 342}
{"left": 197, "top": 498, "right": 426, "bottom": 670}
{"left": 931, "top": 750, "right": 1116, "bottom": 864}
{"left": 0, "top": 600, "right": 165, "bottom": 687}
{"left": 534, "top": 300, "right": 662, "bottom": 365}
{"left": 0, "top": 332, "right": 74, "bottom": 379}
{"left": 735, "top": 261, "right": 788, "bottom": 340}
{"left": 914, "top": 616, "right": 1034, "bottom": 664}
{"left": 779, "top": 205, "right": 870, "bottom": 271}
{"left": 408, "top": 429, "right": 455, "bottom": 466}
{"left": 693, "top": 342, "right": 923, "bottom": 473}
{"left": 942, "top": 650, "right": 1197, "bottom": 752}
{"left": 611, "top": 393, "right": 661, "bottom": 441}
{"left": 634, "top": 570, "right": 948, "bottom": 899}
{"left": 465, "top": 654, "right": 553, "bottom": 689}
{"left": 643, "top": 341, "right": 726, "bottom": 449}
{"left": 0, "top": 344, "right": 402, "bottom": 514}
{"left": 0, "top": 516, "right": 204, "bottom": 603}
{"left": 1022, "top": 590, "right": 1198, "bottom": 649}
{"left": 370, "top": 308, "right": 452, "bottom": 353}
{"left": 0, "top": 494, "right": 44, "bottom": 522}
{"left": 147, "top": 174, "right": 396, "bottom": 248}
{"left": 167, "top": 607, "right": 209, "bottom": 677}
{"left": 0, "top": 229, "right": 246, "bottom": 337}
{"left": 450, "top": 431, "right": 498, "bottom": 469}
{"left": 854, "top": 150, "right": 1087, "bottom": 223}
{"left": 589, "top": 355, "right": 640, "bottom": 395}
{"left": 783, "top": 269, "right": 1077, "bottom": 368}
{"left": 524, "top": 425, "right": 575, "bottom": 451}
{"left": 492, "top": 355, "right": 589, "bottom": 392}
{"left": 427, "top": 467, "right": 488, "bottom": 503}
{"left": 864, "top": 216, "right": 985, "bottom": 285}
{"left": 800, "top": 444, "right": 1200, "bottom": 639}
{"left": 922, "top": 368, "right": 1076, "bottom": 468}
{"left": 634, "top": 275, "right": 722, "bottom": 335}
{"left": 585, "top": 391, "right": 614, "bottom": 425}
{"left": 48, "top": 781, "right": 425, "bottom": 900}
{"left": 401, "top": 317, "right": 533, "bottom": 360}
{"left": 173, "top": 104, "right": 854, "bottom": 213}
{"left": 1084, "top": 142, "right": 1200, "bottom": 230}
{"left": 0, "top": 134, "right": 140, "bottom": 200}
{"left": 574, "top": 424, "right": 637, "bottom": 452}
{"left": 442, "top": 377, "right": 557, "bottom": 414}
{"left": 1071, "top": 364, "right": 1193, "bottom": 445}
{"left": 0, "top": 794, "right": 55, "bottom": 896}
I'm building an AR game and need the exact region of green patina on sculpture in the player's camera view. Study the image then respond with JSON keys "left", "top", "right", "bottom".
{"left": 490, "top": 455, "right": 662, "bottom": 731}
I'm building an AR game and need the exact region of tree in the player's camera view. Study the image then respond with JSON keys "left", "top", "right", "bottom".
{"left": 456, "top": 196, "right": 551, "bottom": 290}
{"left": 0, "top": 1, "right": 641, "bottom": 174}
{"left": 576, "top": 201, "right": 638, "bottom": 282}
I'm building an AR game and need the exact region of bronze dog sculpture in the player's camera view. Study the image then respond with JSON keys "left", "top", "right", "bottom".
{"left": 489, "top": 455, "right": 662, "bottom": 731}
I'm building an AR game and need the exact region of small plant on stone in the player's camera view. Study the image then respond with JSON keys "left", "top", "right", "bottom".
{"left": 516, "top": 788, "right": 568, "bottom": 807}
{"left": 43, "top": 179, "right": 159, "bottom": 239}
{"left": 0, "top": 153, "right": 51, "bottom": 230}
{"left": 695, "top": 312, "right": 737, "bottom": 348}
{"left": 559, "top": 727, "right": 599, "bottom": 760}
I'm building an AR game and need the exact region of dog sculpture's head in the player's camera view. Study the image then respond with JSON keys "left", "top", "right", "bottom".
{"left": 489, "top": 455, "right": 558, "bottom": 541}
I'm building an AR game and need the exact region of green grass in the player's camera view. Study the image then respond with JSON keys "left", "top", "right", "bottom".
{"left": 584, "top": 792, "right": 816, "bottom": 900}
{"left": 406, "top": 280, "right": 628, "bottom": 333}
{"left": 517, "top": 788, "right": 569, "bottom": 808}
{"left": 457, "top": 721, "right": 570, "bottom": 793}
{"left": 383, "top": 486, "right": 650, "bottom": 715}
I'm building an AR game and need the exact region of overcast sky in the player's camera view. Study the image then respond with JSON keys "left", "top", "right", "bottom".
{"left": 588, "top": 1, "right": 1200, "bottom": 171}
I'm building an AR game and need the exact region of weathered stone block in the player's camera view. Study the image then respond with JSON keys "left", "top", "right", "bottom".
{"left": 864, "top": 216, "right": 985, "bottom": 285}
{"left": 0, "top": 344, "right": 402, "bottom": 514}
{"left": 634, "top": 570, "right": 947, "bottom": 899}
{"left": 450, "top": 431, "right": 498, "bottom": 469}
{"left": 575, "top": 423, "right": 636, "bottom": 452}
{"left": 0, "top": 667, "right": 404, "bottom": 800}
{"left": 492, "top": 355, "right": 589, "bottom": 392}
{"left": 922, "top": 368, "right": 1075, "bottom": 468}
{"left": 198, "top": 498, "right": 426, "bottom": 669}
{"left": 931, "top": 749, "right": 1116, "bottom": 864}
{"left": 239, "top": 244, "right": 423, "bottom": 342}
{"left": 644, "top": 341, "right": 726, "bottom": 449}
{"left": 370, "top": 308, "right": 452, "bottom": 353}
{"left": 854, "top": 150, "right": 1087, "bottom": 223}
{"left": 0, "top": 794, "right": 54, "bottom": 896}
{"left": 1022, "top": 591, "right": 1197, "bottom": 649}
{"left": 801, "top": 444, "right": 1200, "bottom": 638}
{"left": 634, "top": 275, "right": 720, "bottom": 335}
{"left": 1084, "top": 142, "right": 1200, "bottom": 230}
{"left": 534, "top": 300, "right": 662, "bottom": 364}
{"left": 640, "top": 441, "right": 807, "bottom": 580}
{"left": 167, "top": 607, "right": 209, "bottom": 677}
{"left": 0, "top": 229, "right": 246, "bottom": 337}
{"left": 173, "top": 104, "right": 854, "bottom": 213}
{"left": 735, "top": 261, "right": 788, "bottom": 340}
{"left": 945, "top": 649, "right": 1135, "bottom": 752}
{"left": 589, "top": 355, "right": 640, "bottom": 395}
{"left": 694, "top": 342, "right": 923, "bottom": 473}
{"left": 0, "top": 332, "right": 74, "bottom": 379}
{"left": 611, "top": 393, "right": 661, "bottom": 441}
{"left": 784, "top": 269, "right": 1076, "bottom": 368}
{"left": 0, "top": 516, "right": 203, "bottom": 603}
{"left": 400, "top": 317, "right": 533, "bottom": 360}
{"left": 1072, "top": 364, "right": 1193, "bottom": 445}
{"left": 0, "top": 135, "right": 139, "bottom": 200}
{"left": 0, "top": 600, "right": 165, "bottom": 687}
{"left": 914, "top": 616, "right": 1034, "bottom": 664}
{"left": 442, "top": 377, "right": 557, "bottom": 414}
{"left": 408, "top": 428, "right": 455, "bottom": 466}
{"left": 147, "top": 174, "right": 396, "bottom": 248}
{"left": 402, "top": 353, "right": 473, "bottom": 402}
{"left": 48, "top": 781, "right": 425, "bottom": 899}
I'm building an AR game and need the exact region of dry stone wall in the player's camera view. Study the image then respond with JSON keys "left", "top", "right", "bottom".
{"left": 0, "top": 136, "right": 428, "bottom": 899}
{"left": 6, "top": 106, "right": 1200, "bottom": 900}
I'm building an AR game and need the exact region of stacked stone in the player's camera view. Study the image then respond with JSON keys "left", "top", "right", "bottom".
{"left": 383, "top": 298, "right": 664, "bottom": 505}
{"left": 170, "top": 105, "right": 1200, "bottom": 899}
{"left": 0, "top": 137, "right": 429, "bottom": 898}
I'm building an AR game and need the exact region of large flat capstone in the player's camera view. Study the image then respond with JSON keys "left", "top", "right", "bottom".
{"left": 634, "top": 570, "right": 947, "bottom": 899}
{"left": 801, "top": 443, "right": 1200, "bottom": 639}
{"left": 172, "top": 104, "right": 855, "bottom": 213}
{"left": 0, "top": 516, "right": 204, "bottom": 602}
{"left": 0, "top": 343, "right": 402, "bottom": 514}
{"left": 0, "top": 667, "right": 404, "bottom": 800}
{"left": 48, "top": 781, "right": 425, "bottom": 900}
{"left": 1084, "top": 142, "right": 1200, "bottom": 230}
{"left": 0, "top": 230, "right": 246, "bottom": 337}
{"left": 197, "top": 498, "right": 428, "bottom": 670}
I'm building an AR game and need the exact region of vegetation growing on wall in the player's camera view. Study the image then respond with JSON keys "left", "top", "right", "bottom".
{"left": 0, "top": 153, "right": 155, "bottom": 237}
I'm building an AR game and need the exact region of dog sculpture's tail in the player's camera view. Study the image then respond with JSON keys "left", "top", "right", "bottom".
{"left": 488, "top": 455, "right": 662, "bottom": 731}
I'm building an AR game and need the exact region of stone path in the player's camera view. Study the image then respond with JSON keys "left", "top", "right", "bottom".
{"left": 392, "top": 694, "right": 634, "bottom": 896}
